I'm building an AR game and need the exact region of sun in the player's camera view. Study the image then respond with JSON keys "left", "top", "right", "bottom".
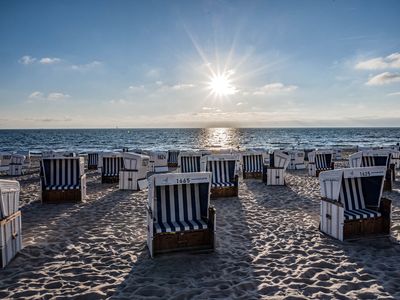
{"left": 208, "top": 71, "right": 237, "bottom": 97}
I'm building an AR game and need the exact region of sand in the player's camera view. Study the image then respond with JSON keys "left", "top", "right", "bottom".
{"left": 1, "top": 158, "right": 400, "bottom": 299}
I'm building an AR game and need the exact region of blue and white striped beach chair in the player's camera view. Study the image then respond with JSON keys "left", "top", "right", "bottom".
{"left": 177, "top": 151, "right": 202, "bottom": 173}
{"left": 40, "top": 157, "right": 86, "bottom": 203}
{"left": 242, "top": 150, "right": 266, "bottom": 179}
{"left": 201, "top": 154, "right": 239, "bottom": 198}
{"left": 308, "top": 150, "right": 334, "bottom": 177}
{"left": 101, "top": 153, "right": 124, "bottom": 183}
{"left": 167, "top": 150, "right": 180, "bottom": 168}
{"left": 319, "top": 166, "right": 391, "bottom": 241}
{"left": 147, "top": 172, "right": 215, "bottom": 257}
{"left": 87, "top": 152, "right": 99, "bottom": 170}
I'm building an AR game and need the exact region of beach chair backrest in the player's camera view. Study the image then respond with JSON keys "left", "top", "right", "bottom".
{"left": 167, "top": 150, "right": 180, "bottom": 165}
{"left": 315, "top": 153, "right": 332, "bottom": 169}
{"left": 40, "top": 157, "right": 84, "bottom": 188}
{"left": 0, "top": 180, "right": 20, "bottom": 219}
{"left": 102, "top": 154, "right": 124, "bottom": 176}
{"left": 202, "top": 155, "right": 238, "bottom": 185}
{"left": 178, "top": 152, "right": 202, "bottom": 173}
{"left": 10, "top": 154, "right": 25, "bottom": 165}
{"left": 271, "top": 151, "right": 290, "bottom": 169}
{"left": 122, "top": 152, "right": 150, "bottom": 170}
{"left": 88, "top": 153, "right": 99, "bottom": 166}
{"left": 242, "top": 153, "right": 263, "bottom": 172}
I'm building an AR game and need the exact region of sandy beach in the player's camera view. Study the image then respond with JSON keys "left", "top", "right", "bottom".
{"left": 1, "top": 157, "right": 400, "bottom": 299}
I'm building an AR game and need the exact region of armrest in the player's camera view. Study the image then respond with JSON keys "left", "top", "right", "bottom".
{"left": 321, "top": 197, "right": 343, "bottom": 207}
{"left": 208, "top": 206, "right": 216, "bottom": 228}
{"left": 379, "top": 197, "right": 392, "bottom": 218}
{"left": 331, "top": 162, "right": 335, "bottom": 169}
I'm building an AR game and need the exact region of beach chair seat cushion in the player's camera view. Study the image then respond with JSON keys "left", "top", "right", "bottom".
{"left": 103, "top": 172, "right": 120, "bottom": 177}
{"left": 211, "top": 181, "right": 235, "bottom": 187}
{"left": 45, "top": 184, "right": 81, "bottom": 190}
{"left": 344, "top": 208, "right": 381, "bottom": 221}
{"left": 154, "top": 183, "right": 208, "bottom": 234}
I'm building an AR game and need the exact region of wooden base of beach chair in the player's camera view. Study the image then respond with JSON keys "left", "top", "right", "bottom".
{"left": 153, "top": 208, "right": 215, "bottom": 256}
{"left": 88, "top": 165, "right": 97, "bottom": 170}
{"left": 168, "top": 163, "right": 178, "bottom": 168}
{"left": 41, "top": 189, "right": 83, "bottom": 203}
{"left": 101, "top": 176, "right": 119, "bottom": 184}
{"left": 1, "top": 211, "right": 22, "bottom": 268}
{"left": 343, "top": 198, "right": 391, "bottom": 240}
{"left": 243, "top": 172, "right": 262, "bottom": 179}
{"left": 211, "top": 186, "right": 238, "bottom": 198}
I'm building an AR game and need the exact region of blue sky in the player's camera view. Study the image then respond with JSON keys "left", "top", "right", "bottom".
{"left": 0, "top": 0, "right": 399, "bottom": 128}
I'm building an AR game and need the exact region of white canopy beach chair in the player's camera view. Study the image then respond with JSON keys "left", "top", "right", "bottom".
{"left": 40, "top": 157, "right": 86, "bottom": 203}
{"left": 0, "top": 180, "right": 22, "bottom": 268}
{"left": 349, "top": 150, "right": 394, "bottom": 191}
{"left": 200, "top": 154, "right": 240, "bottom": 198}
{"left": 284, "top": 150, "right": 306, "bottom": 170}
{"left": 7, "top": 154, "right": 25, "bottom": 176}
{"left": 167, "top": 150, "right": 180, "bottom": 168}
{"left": 308, "top": 150, "right": 334, "bottom": 177}
{"left": 263, "top": 151, "right": 290, "bottom": 185}
{"left": 145, "top": 151, "right": 168, "bottom": 173}
{"left": 177, "top": 151, "right": 202, "bottom": 173}
{"left": 101, "top": 152, "right": 124, "bottom": 183}
{"left": 146, "top": 172, "right": 215, "bottom": 257}
{"left": 119, "top": 152, "right": 150, "bottom": 190}
{"left": 319, "top": 166, "right": 391, "bottom": 241}
{"left": 0, "top": 152, "right": 12, "bottom": 173}
{"left": 241, "top": 149, "right": 268, "bottom": 179}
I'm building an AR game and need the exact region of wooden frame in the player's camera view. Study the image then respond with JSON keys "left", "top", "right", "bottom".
{"left": 1, "top": 210, "right": 22, "bottom": 268}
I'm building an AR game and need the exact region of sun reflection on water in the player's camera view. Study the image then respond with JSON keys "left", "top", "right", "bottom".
{"left": 198, "top": 128, "right": 240, "bottom": 150}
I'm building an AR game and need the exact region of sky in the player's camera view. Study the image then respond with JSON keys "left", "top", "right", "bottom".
{"left": 0, "top": 0, "right": 400, "bottom": 129}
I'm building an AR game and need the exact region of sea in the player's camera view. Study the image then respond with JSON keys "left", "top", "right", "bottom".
{"left": 0, "top": 128, "right": 399, "bottom": 153}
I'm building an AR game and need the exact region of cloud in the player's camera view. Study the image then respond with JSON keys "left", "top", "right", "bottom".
{"left": 201, "top": 107, "right": 221, "bottom": 112}
{"left": 109, "top": 98, "right": 127, "bottom": 105}
{"left": 39, "top": 57, "right": 61, "bottom": 64}
{"left": 128, "top": 85, "right": 145, "bottom": 92}
{"left": 253, "top": 82, "right": 298, "bottom": 95}
{"left": 28, "top": 91, "right": 70, "bottom": 102}
{"left": 366, "top": 72, "right": 400, "bottom": 86}
{"left": 70, "top": 60, "right": 102, "bottom": 71}
{"left": 18, "top": 55, "right": 36, "bottom": 65}
{"left": 171, "top": 83, "right": 195, "bottom": 90}
{"left": 25, "top": 117, "right": 72, "bottom": 122}
{"left": 387, "top": 91, "right": 400, "bottom": 97}
{"left": 355, "top": 52, "right": 400, "bottom": 70}
{"left": 146, "top": 68, "right": 162, "bottom": 78}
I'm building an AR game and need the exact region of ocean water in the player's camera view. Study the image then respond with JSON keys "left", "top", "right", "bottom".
{"left": 0, "top": 128, "right": 399, "bottom": 153}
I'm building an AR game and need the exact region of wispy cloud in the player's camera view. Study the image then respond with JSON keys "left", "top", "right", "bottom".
{"left": 253, "top": 82, "right": 298, "bottom": 95}
{"left": 109, "top": 98, "right": 127, "bottom": 105}
{"left": 366, "top": 72, "right": 400, "bottom": 86}
{"left": 355, "top": 52, "right": 400, "bottom": 70}
{"left": 25, "top": 117, "right": 72, "bottom": 122}
{"left": 28, "top": 91, "right": 70, "bottom": 102}
{"left": 39, "top": 57, "right": 61, "bottom": 64}
{"left": 18, "top": 55, "right": 36, "bottom": 65}
{"left": 171, "top": 83, "right": 195, "bottom": 90}
{"left": 146, "top": 68, "right": 162, "bottom": 78}
{"left": 387, "top": 91, "right": 400, "bottom": 97}
{"left": 70, "top": 60, "right": 102, "bottom": 71}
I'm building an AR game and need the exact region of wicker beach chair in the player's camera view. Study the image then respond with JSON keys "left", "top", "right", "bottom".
{"left": 308, "top": 150, "right": 334, "bottom": 177}
{"left": 262, "top": 151, "right": 290, "bottom": 185}
{"left": 87, "top": 152, "right": 99, "bottom": 170}
{"left": 201, "top": 154, "right": 239, "bottom": 198}
{"left": 0, "top": 180, "right": 22, "bottom": 268}
{"left": 40, "top": 157, "right": 86, "bottom": 203}
{"left": 101, "top": 152, "right": 124, "bottom": 183}
{"left": 349, "top": 150, "right": 395, "bottom": 191}
{"left": 177, "top": 151, "right": 202, "bottom": 173}
{"left": 146, "top": 172, "right": 216, "bottom": 257}
{"left": 284, "top": 150, "right": 306, "bottom": 170}
{"left": 167, "top": 150, "right": 180, "bottom": 168}
{"left": 119, "top": 152, "right": 150, "bottom": 190}
{"left": 319, "top": 166, "right": 391, "bottom": 241}
{"left": 241, "top": 150, "right": 268, "bottom": 179}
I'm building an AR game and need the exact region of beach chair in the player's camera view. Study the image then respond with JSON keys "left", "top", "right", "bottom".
{"left": 119, "top": 152, "right": 150, "bottom": 190}
{"left": 0, "top": 153, "right": 12, "bottom": 173}
{"left": 17, "top": 150, "right": 31, "bottom": 169}
{"left": 308, "top": 150, "right": 334, "bottom": 177}
{"left": 101, "top": 152, "right": 124, "bottom": 183}
{"left": 0, "top": 180, "right": 22, "bottom": 268}
{"left": 284, "top": 150, "right": 306, "bottom": 170}
{"left": 333, "top": 148, "right": 343, "bottom": 161}
{"left": 167, "top": 150, "right": 180, "bottom": 168}
{"left": 145, "top": 151, "right": 169, "bottom": 173}
{"left": 319, "top": 167, "right": 391, "bottom": 241}
{"left": 201, "top": 154, "right": 239, "bottom": 198}
{"left": 177, "top": 151, "right": 202, "bottom": 173}
{"left": 40, "top": 157, "right": 86, "bottom": 203}
{"left": 146, "top": 172, "right": 215, "bottom": 257}
{"left": 87, "top": 152, "right": 99, "bottom": 170}
{"left": 7, "top": 154, "right": 25, "bottom": 176}
{"left": 262, "top": 151, "right": 290, "bottom": 185}
{"left": 241, "top": 150, "right": 267, "bottom": 179}
{"left": 349, "top": 150, "right": 394, "bottom": 191}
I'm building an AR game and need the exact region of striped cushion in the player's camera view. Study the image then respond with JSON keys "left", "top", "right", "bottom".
{"left": 315, "top": 153, "right": 332, "bottom": 170}
{"left": 243, "top": 154, "right": 263, "bottom": 173}
{"left": 154, "top": 183, "right": 208, "bottom": 233}
{"left": 208, "top": 160, "right": 236, "bottom": 188}
{"left": 180, "top": 156, "right": 201, "bottom": 173}
{"left": 361, "top": 156, "right": 388, "bottom": 167}
{"left": 339, "top": 177, "right": 381, "bottom": 220}
{"left": 168, "top": 150, "right": 180, "bottom": 164}
{"left": 41, "top": 158, "right": 81, "bottom": 190}
{"left": 88, "top": 153, "right": 98, "bottom": 166}
{"left": 102, "top": 157, "right": 123, "bottom": 177}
